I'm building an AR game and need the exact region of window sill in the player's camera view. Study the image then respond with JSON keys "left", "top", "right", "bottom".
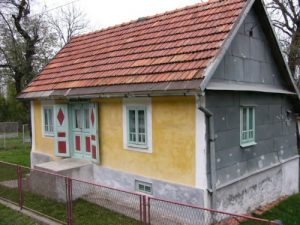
{"left": 43, "top": 133, "right": 54, "bottom": 138}
{"left": 240, "top": 141, "right": 257, "bottom": 148}
{"left": 125, "top": 145, "right": 152, "bottom": 154}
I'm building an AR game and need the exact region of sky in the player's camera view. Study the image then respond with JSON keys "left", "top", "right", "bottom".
{"left": 34, "top": 0, "right": 203, "bottom": 31}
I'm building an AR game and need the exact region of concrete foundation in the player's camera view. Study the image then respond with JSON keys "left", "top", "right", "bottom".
{"left": 216, "top": 156, "right": 299, "bottom": 214}
{"left": 93, "top": 165, "right": 205, "bottom": 206}
{"left": 30, "top": 152, "right": 299, "bottom": 216}
{"left": 31, "top": 151, "right": 52, "bottom": 167}
{"left": 29, "top": 158, "right": 93, "bottom": 201}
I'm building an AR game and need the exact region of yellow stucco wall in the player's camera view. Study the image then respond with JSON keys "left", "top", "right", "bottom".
{"left": 99, "top": 96, "right": 196, "bottom": 186}
{"left": 33, "top": 101, "right": 55, "bottom": 158}
{"left": 33, "top": 96, "right": 196, "bottom": 186}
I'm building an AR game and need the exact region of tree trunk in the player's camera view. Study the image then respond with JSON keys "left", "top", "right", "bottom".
{"left": 14, "top": 74, "right": 22, "bottom": 94}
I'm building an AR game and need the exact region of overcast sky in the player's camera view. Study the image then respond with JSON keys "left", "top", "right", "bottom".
{"left": 35, "top": 0, "right": 203, "bottom": 31}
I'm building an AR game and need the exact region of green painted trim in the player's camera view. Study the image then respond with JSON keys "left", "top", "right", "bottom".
{"left": 126, "top": 106, "right": 148, "bottom": 149}
{"left": 42, "top": 105, "right": 54, "bottom": 137}
{"left": 240, "top": 106, "right": 255, "bottom": 146}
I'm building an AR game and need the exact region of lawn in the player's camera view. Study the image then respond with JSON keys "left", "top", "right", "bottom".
{"left": 241, "top": 193, "right": 300, "bottom": 225}
{"left": 2, "top": 136, "right": 300, "bottom": 225}
{"left": 0, "top": 184, "right": 139, "bottom": 225}
{"left": 0, "top": 203, "right": 39, "bottom": 225}
{"left": 0, "top": 135, "right": 31, "bottom": 166}
{"left": 0, "top": 136, "right": 140, "bottom": 225}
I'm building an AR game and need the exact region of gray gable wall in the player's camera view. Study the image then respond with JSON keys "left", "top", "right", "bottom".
{"left": 205, "top": 8, "right": 298, "bottom": 187}
{"left": 210, "top": 9, "right": 288, "bottom": 90}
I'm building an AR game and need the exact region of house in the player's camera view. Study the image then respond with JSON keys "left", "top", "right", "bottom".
{"left": 19, "top": 0, "right": 300, "bottom": 214}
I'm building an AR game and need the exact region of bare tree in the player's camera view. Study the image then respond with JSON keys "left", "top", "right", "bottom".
{"left": 0, "top": 0, "right": 56, "bottom": 94}
{"left": 0, "top": 0, "right": 89, "bottom": 95}
{"left": 48, "top": 4, "right": 89, "bottom": 47}
{"left": 266, "top": 0, "right": 300, "bottom": 80}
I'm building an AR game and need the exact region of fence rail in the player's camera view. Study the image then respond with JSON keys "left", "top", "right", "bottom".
{"left": 0, "top": 161, "right": 280, "bottom": 225}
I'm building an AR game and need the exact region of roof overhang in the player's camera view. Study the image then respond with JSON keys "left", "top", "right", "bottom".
{"left": 207, "top": 81, "right": 297, "bottom": 95}
{"left": 18, "top": 80, "right": 203, "bottom": 100}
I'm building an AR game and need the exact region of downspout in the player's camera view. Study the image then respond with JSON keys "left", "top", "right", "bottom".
{"left": 198, "top": 105, "right": 217, "bottom": 209}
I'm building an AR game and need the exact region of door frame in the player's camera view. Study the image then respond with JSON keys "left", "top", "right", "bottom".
{"left": 69, "top": 102, "right": 93, "bottom": 160}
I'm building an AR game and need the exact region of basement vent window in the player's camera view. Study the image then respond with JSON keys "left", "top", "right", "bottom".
{"left": 135, "top": 180, "right": 152, "bottom": 195}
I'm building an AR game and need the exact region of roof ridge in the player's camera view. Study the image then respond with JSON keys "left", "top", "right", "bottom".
{"left": 72, "top": 0, "right": 232, "bottom": 40}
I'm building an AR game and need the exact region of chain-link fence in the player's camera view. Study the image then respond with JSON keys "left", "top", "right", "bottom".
{"left": 0, "top": 161, "right": 281, "bottom": 225}
{"left": 22, "top": 124, "right": 31, "bottom": 144}
{"left": 148, "top": 197, "right": 274, "bottom": 225}
{"left": 72, "top": 178, "right": 142, "bottom": 224}
{"left": 0, "top": 122, "right": 19, "bottom": 149}
{"left": 0, "top": 122, "right": 18, "bottom": 138}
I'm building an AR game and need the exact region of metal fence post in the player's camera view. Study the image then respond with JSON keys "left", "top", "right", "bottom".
{"left": 142, "top": 195, "right": 147, "bottom": 225}
{"left": 139, "top": 195, "right": 143, "bottom": 224}
{"left": 147, "top": 197, "right": 151, "bottom": 225}
{"left": 17, "top": 166, "right": 23, "bottom": 210}
{"left": 65, "top": 177, "right": 73, "bottom": 225}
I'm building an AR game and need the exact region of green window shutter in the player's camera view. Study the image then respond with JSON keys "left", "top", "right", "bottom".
{"left": 54, "top": 104, "right": 70, "bottom": 157}
{"left": 90, "top": 103, "right": 100, "bottom": 163}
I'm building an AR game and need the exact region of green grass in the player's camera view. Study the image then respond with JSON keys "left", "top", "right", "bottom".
{"left": 0, "top": 203, "right": 39, "bottom": 225}
{"left": 241, "top": 193, "right": 300, "bottom": 225}
{"left": 0, "top": 135, "right": 31, "bottom": 166}
{"left": 0, "top": 185, "right": 139, "bottom": 225}
{"left": 0, "top": 136, "right": 139, "bottom": 225}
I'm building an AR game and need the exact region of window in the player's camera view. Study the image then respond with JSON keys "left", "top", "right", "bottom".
{"left": 123, "top": 98, "right": 152, "bottom": 152}
{"left": 74, "top": 109, "right": 82, "bottom": 129}
{"left": 240, "top": 107, "right": 256, "bottom": 147}
{"left": 127, "top": 106, "right": 147, "bottom": 148}
{"left": 135, "top": 180, "right": 152, "bottom": 195}
{"left": 43, "top": 106, "right": 54, "bottom": 136}
{"left": 84, "top": 108, "right": 90, "bottom": 129}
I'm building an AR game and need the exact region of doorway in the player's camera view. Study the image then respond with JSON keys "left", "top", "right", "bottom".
{"left": 70, "top": 103, "right": 92, "bottom": 160}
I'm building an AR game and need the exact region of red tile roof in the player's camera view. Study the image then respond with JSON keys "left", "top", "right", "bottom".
{"left": 22, "top": 0, "right": 247, "bottom": 94}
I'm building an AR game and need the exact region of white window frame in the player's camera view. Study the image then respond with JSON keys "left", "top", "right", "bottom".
{"left": 135, "top": 180, "right": 153, "bottom": 195}
{"left": 240, "top": 106, "right": 256, "bottom": 147}
{"left": 41, "top": 103, "right": 54, "bottom": 137}
{"left": 123, "top": 98, "right": 152, "bottom": 153}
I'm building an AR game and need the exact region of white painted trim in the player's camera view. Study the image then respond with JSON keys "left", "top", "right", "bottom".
{"left": 41, "top": 101, "right": 55, "bottom": 138}
{"left": 123, "top": 97, "right": 153, "bottom": 153}
{"left": 195, "top": 95, "right": 208, "bottom": 189}
{"left": 30, "top": 101, "right": 36, "bottom": 153}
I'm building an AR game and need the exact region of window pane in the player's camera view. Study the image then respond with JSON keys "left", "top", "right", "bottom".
{"left": 138, "top": 184, "right": 144, "bottom": 191}
{"left": 145, "top": 186, "right": 151, "bottom": 192}
{"left": 85, "top": 109, "right": 90, "bottom": 129}
{"left": 48, "top": 109, "right": 53, "bottom": 132}
{"left": 129, "top": 110, "right": 136, "bottom": 142}
{"left": 44, "top": 109, "right": 49, "bottom": 132}
{"left": 249, "top": 130, "right": 253, "bottom": 139}
{"left": 242, "top": 108, "right": 247, "bottom": 131}
{"left": 249, "top": 108, "right": 253, "bottom": 130}
{"left": 138, "top": 110, "right": 145, "bottom": 133}
{"left": 75, "top": 109, "right": 81, "bottom": 129}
